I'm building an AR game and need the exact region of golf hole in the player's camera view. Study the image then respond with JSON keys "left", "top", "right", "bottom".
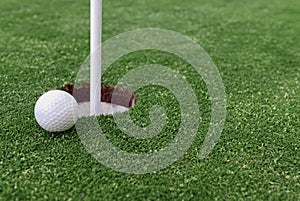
{"left": 61, "top": 83, "right": 137, "bottom": 117}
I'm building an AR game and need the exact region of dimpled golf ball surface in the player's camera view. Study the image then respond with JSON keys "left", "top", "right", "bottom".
{"left": 34, "top": 90, "right": 78, "bottom": 132}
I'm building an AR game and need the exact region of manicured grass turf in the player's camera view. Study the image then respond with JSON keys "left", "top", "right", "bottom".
{"left": 1, "top": 0, "right": 299, "bottom": 200}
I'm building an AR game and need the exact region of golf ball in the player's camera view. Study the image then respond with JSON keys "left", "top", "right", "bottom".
{"left": 34, "top": 90, "right": 78, "bottom": 132}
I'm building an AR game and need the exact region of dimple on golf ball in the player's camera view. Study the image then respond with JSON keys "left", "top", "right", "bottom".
{"left": 34, "top": 90, "right": 78, "bottom": 132}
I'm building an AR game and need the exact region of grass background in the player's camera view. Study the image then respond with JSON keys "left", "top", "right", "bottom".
{"left": 0, "top": 0, "right": 299, "bottom": 200}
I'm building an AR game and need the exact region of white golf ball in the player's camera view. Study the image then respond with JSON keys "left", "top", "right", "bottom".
{"left": 34, "top": 90, "right": 78, "bottom": 132}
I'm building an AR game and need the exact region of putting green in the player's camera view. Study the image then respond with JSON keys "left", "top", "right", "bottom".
{"left": 0, "top": 0, "right": 299, "bottom": 200}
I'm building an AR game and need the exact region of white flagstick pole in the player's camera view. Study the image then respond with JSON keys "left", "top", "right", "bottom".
{"left": 90, "top": 0, "right": 102, "bottom": 115}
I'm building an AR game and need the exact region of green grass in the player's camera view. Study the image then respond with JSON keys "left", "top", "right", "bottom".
{"left": 1, "top": 0, "right": 299, "bottom": 200}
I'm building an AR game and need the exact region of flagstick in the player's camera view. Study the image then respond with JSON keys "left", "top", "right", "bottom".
{"left": 90, "top": 0, "right": 102, "bottom": 115}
